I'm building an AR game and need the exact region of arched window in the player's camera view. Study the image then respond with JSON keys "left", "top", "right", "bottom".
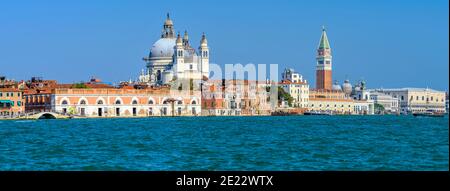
{"left": 62, "top": 100, "right": 68, "bottom": 105}
{"left": 80, "top": 100, "right": 86, "bottom": 105}
{"left": 132, "top": 100, "right": 138, "bottom": 105}
{"left": 191, "top": 100, "right": 197, "bottom": 105}
{"left": 177, "top": 101, "right": 183, "bottom": 105}
{"left": 163, "top": 100, "right": 168, "bottom": 104}
{"left": 97, "top": 100, "right": 104, "bottom": 105}
{"left": 115, "top": 100, "right": 121, "bottom": 105}
{"left": 148, "top": 100, "right": 154, "bottom": 104}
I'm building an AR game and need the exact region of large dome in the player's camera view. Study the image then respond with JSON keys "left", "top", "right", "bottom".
{"left": 149, "top": 38, "right": 176, "bottom": 58}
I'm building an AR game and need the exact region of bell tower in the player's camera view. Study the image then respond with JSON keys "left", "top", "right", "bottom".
{"left": 316, "top": 26, "right": 332, "bottom": 90}
{"left": 199, "top": 33, "right": 210, "bottom": 78}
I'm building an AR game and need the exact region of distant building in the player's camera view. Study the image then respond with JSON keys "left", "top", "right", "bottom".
{"left": 377, "top": 88, "right": 446, "bottom": 113}
{"left": 280, "top": 68, "right": 309, "bottom": 108}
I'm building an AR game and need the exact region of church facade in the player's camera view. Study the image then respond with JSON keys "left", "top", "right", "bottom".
{"left": 139, "top": 14, "right": 210, "bottom": 86}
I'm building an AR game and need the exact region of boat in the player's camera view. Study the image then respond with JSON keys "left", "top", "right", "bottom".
{"left": 412, "top": 110, "right": 445, "bottom": 117}
{"left": 304, "top": 111, "right": 333, "bottom": 115}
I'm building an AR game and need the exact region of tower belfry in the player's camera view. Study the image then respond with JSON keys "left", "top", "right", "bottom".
{"left": 316, "top": 26, "right": 333, "bottom": 90}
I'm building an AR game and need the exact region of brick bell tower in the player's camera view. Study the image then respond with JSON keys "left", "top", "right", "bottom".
{"left": 316, "top": 26, "right": 332, "bottom": 90}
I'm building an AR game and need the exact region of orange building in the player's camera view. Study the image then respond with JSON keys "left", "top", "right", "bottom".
{"left": 0, "top": 88, "right": 25, "bottom": 116}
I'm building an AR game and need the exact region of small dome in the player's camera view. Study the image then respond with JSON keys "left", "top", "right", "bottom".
{"left": 149, "top": 38, "right": 176, "bottom": 58}
{"left": 332, "top": 84, "right": 342, "bottom": 91}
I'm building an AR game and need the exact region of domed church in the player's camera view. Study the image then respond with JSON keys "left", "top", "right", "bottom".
{"left": 139, "top": 14, "right": 210, "bottom": 86}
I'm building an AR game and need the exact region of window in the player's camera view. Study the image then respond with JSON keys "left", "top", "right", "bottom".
{"left": 190, "top": 64, "right": 193, "bottom": 70}
{"left": 177, "top": 101, "right": 182, "bottom": 105}
{"left": 115, "top": 100, "right": 121, "bottom": 105}
{"left": 62, "top": 100, "right": 68, "bottom": 105}
{"left": 192, "top": 100, "right": 197, "bottom": 105}
{"left": 431, "top": 96, "right": 433, "bottom": 101}
{"left": 148, "top": 100, "right": 154, "bottom": 104}
{"left": 80, "top": 100, "right": 86, "bottom": 105}
{"left": 416, "top": 96, "right": 419, "bottom": 100}
{"left": 97, "top": 100, "right": 104, "bottom": 105}
{"left": 401, "top": 96, "right": 404, "bottom": 101}
{"left": 422, "top": 96, "right": 424, "bottom": 100}
{"left": 132, "top": 100, "right": 138, "bottom": 105}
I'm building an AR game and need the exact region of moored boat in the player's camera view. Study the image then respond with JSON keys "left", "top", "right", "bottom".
{"left": 304, "top": 111, "right": 333, "bottom": 115}
{"left": 412, "top": 110, "right": 445, "bottom": 117}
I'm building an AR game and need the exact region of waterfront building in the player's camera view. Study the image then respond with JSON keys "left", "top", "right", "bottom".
{"left": 349, "top": 80, "right": 375, "bottom": 114}
{"left": 22, "top": 77, "right": 202, "bottom": 117}
{"left": 0, "top": 88, "right": 25, "bottom": 117}
{"left": 139, "top": 14, "right": 210, "bottom": 86}
{"left": 202, "top": 80, "right": 271, "bottom": 116}
{"left": 446, "top": 92, "right": 449, "bottom": 113}
{"left": 377, "top": 88, "right": 446, "bottom": 113}
{"left": 280, "top": 68, "right": 309, "bottom": 108}
{"left": 52, "top": 87, "right": 201, "bottom": 117}
{"left": 316, "top": 26, "right": 333, "bottom": 90}
{"left": 308, "top": 89, "right": 354, "bottom": 114}
{"left": 353, "top": 100, "right": 375, "bottom": 115}
{"left": 369, "top": 91, "right": 400, "bottom": 114}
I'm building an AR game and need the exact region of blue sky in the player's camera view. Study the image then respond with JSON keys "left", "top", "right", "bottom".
{"left": 0, "top": 0, "right": 448, "bottom": 90}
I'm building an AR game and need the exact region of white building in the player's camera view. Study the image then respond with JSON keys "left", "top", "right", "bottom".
{"left": 353, "top": 100, "right": 375, "bottom": 115}
{"left": 369, "top": 91, "right": 399, "bottom": 113}
{"left": 139, "top": 14, "right": 209, "bottom": 86}
{"left": 377, "top": 88, "right": 446, "bottom": 113}
{"left": 280, "top": 68, "right": 309, "bottom": 108}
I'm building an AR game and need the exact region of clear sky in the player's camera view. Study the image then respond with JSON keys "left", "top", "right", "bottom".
{"left": 0, "top": 0, "right": 448, "bottom": 90}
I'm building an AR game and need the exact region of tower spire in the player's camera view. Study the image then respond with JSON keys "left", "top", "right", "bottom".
{"left": 318, "top": 26, "right": 330, "bottom": 49}
{"left": 183, "top": 30, "right": 189, "bottom": 46}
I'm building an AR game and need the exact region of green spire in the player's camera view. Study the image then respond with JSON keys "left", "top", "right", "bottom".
{"left": 318, "top": 26, "right": 330, "bottom": 49}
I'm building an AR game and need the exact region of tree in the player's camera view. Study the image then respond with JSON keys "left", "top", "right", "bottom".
{"left": 278, "top": 86, "right": 294, "bottom": 107}
{"left": 72, "top": 83, "right": 88, "bottom": 89}
{"left": 374, "top": 103, "right": 385, "bottom": 114}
